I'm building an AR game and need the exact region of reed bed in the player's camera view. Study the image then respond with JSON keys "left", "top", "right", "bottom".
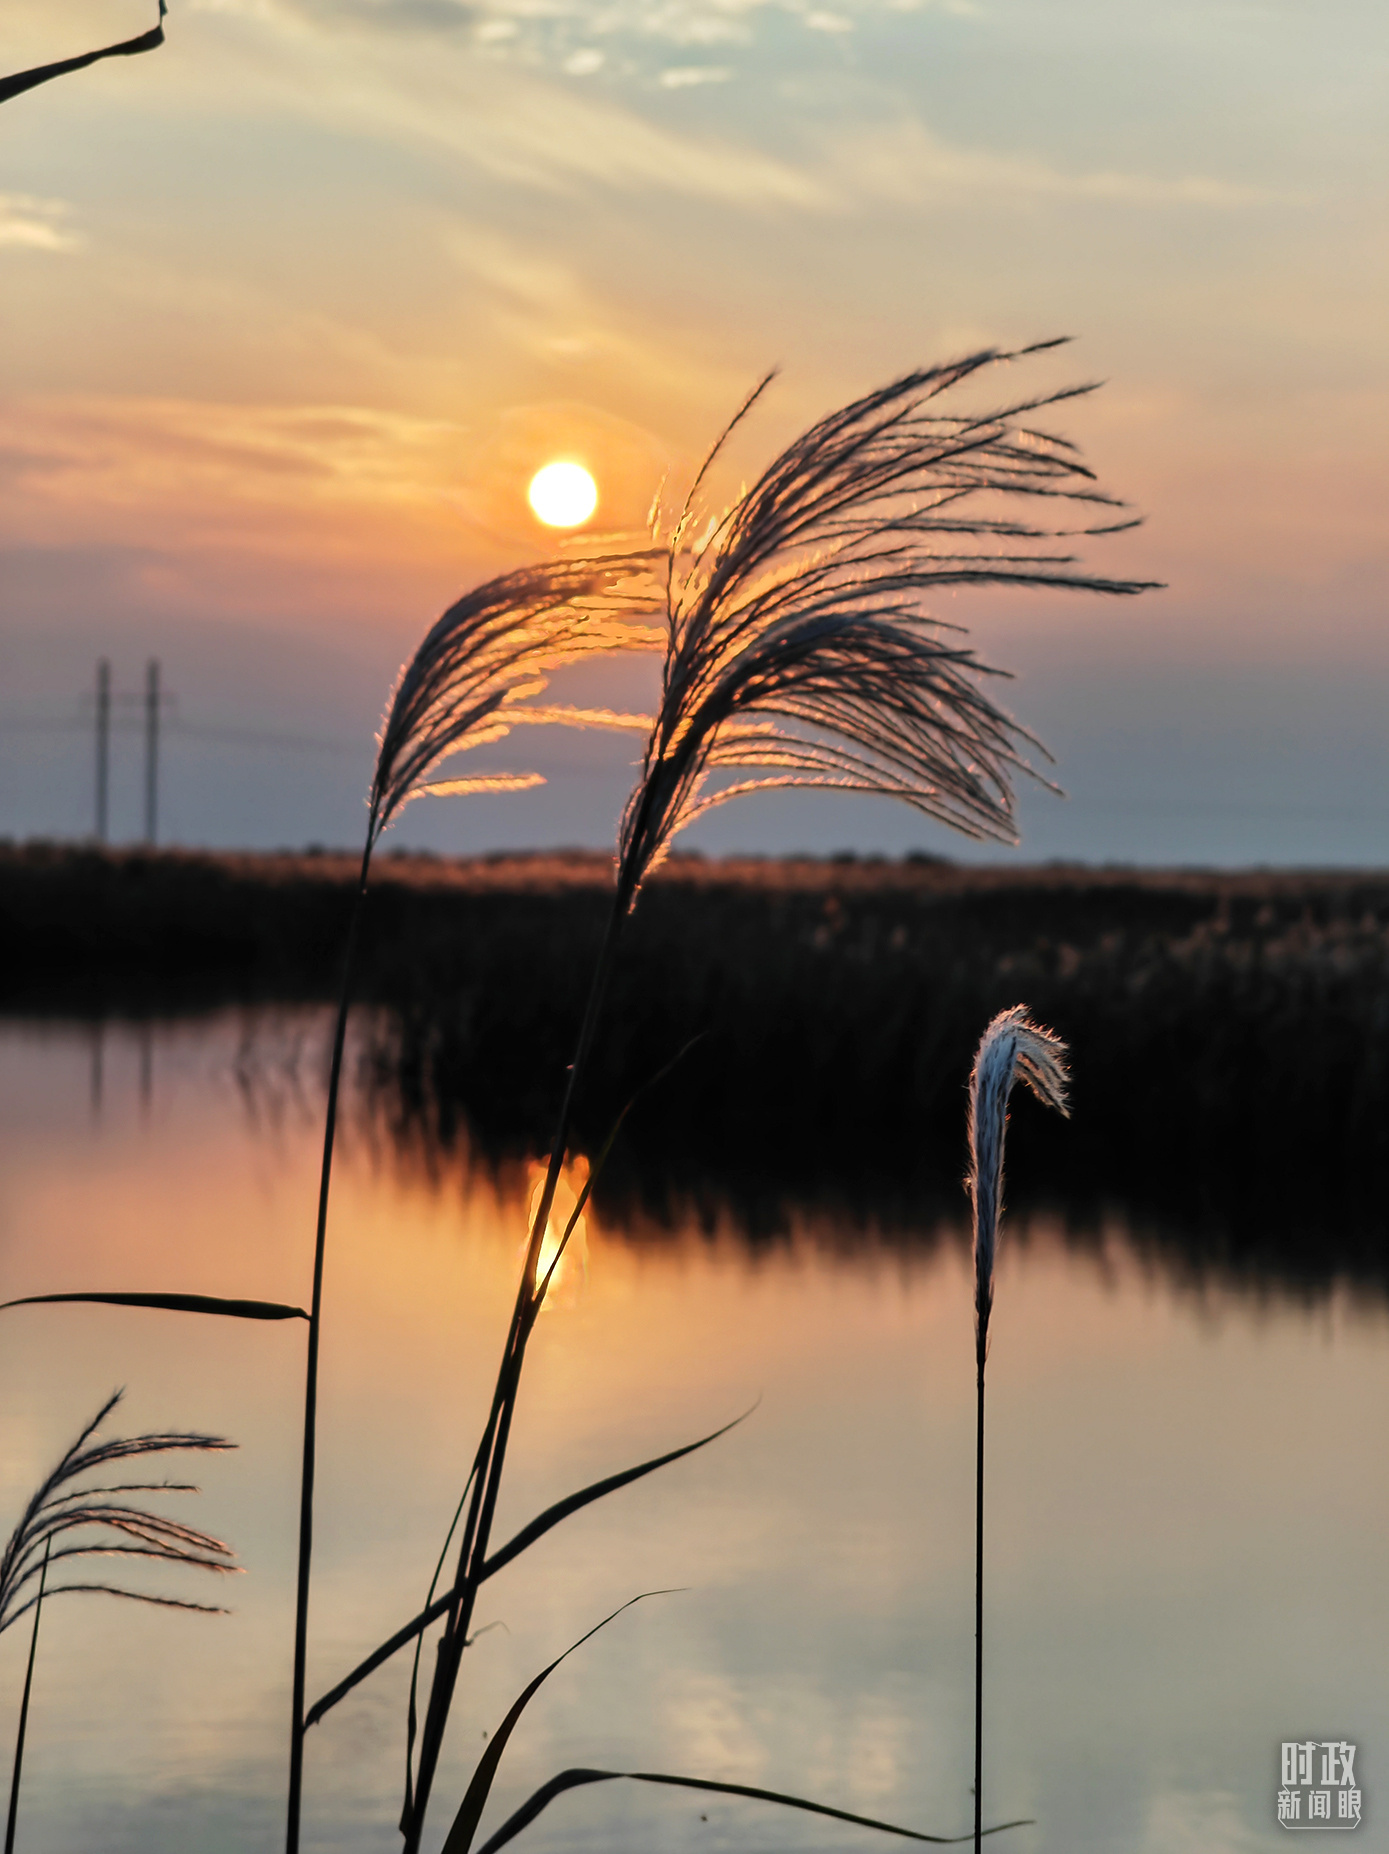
{"left": 7, "top": 845, "right": 1389, "bottom": 1278}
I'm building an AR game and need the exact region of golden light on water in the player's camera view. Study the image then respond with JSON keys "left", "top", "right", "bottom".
{"left": 526, "top": 1162, "right": 590, "bottom": 1309}
{"left": 527, "top": 460, "right": 598, "bottom": 528}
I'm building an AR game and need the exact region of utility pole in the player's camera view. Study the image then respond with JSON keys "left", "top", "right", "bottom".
{"left": 144, "top": 658, "right": 161, "bottom": 846}
{"left": 94, "top": 658, "right": 111, "bottom": 843}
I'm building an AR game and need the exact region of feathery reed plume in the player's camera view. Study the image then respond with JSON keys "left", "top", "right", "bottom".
{"left": 965, "top": 1008, "right": 1068, "bottom": 1854}
{"left": 366, "top": 557, "right": 661, "bottom": 846}
{"left": 397, "top": 347, "right": 1147, "bottom": 1854}
{"left": 286, "top": 550, "right": 660, "bottom": 1854}
{"left": 616, "top": 340, "right": 1153, "bottom": 908}
{"left": 0, "top": 1391, "right": 236, "bottom": 1854}
{"left": 0, "top": 1389, "right": 237, "bottom": 1632}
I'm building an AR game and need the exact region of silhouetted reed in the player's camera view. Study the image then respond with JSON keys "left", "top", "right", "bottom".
{"left": 965, "top": 1010, "right": 1068, "bottom": 1854}
{"left": 285, "top": 549, "right": 662, "bottom": 1854}
{"left": 0, "top": 1390, "right": 236, "bottom": 1854}
{"left": 367, "top": 346, "right": 1148, "bottom": 1854}
{"left": 0, "top": 2, "right": 167, "bottom": 107}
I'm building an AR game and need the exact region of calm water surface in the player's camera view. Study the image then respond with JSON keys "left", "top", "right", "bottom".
{"left": 0, "top": 1015, "right": 1384, "bottom": 1854}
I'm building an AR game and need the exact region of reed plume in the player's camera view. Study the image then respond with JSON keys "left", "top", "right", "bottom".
{"left": 1, "top": 1390, "right": 236, "bottom": 1854}
{"left": 965, "top": 1008, "right": 1069, "bottom": 1854}
{"left": 286, "top": 548, "right": 661, "bottom": 1854}
{"left": 0, "top": 1388, "right": 236, "bottom": 1632}
{"left": 396, "top": 346, "right": 1149, "bottom": 1853}
{"left": 617, "top": 339, "right": 1150, "bottom": 907}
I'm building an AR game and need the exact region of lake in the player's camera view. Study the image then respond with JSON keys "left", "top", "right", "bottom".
{"left": 0, "top": 1012, "right": 1384, "bottom": 1854}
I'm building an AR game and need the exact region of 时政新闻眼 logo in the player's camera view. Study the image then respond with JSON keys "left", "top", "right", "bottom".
{"left": 1278, "top": 1743, "right": 1363, "bottom": 1831}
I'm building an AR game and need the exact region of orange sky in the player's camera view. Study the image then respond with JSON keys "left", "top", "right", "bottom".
{"left": 2, "top": 0, "right": 1386, "bottom": 860}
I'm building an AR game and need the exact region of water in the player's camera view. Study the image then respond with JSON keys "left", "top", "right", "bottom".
{"left": 0, "top": 1015, "right": 1384, "bottom": 1854}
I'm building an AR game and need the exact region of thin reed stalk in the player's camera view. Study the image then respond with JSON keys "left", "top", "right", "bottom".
{"left": 0, "top": 1392, "right": 235, "bottom": 1853}
{"left": 4, "top": 1539, "right": 47, "bottom": 1854}
{"left": 285, "top": 555, "right": 660, "bottom": 1854}
{"left": 401, "top": 347, "right": 1145, "bottom": 1853}
{"left": 965, "top": 1008, "right": 1068, "bottom": 1854}
{"left": 285, "top": 841, "right": 370, "bottom": 1854}
{"left": 400, "top": 900, "right": 626, "bottom": 1849}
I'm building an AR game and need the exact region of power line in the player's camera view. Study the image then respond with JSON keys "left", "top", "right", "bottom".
{"left": 0, "top": 709, "right": 364, "bottom": 754}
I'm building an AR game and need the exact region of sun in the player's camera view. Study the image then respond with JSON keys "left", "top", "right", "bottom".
{"left": 527, "top": 460, "right": 598, "bottom": 528}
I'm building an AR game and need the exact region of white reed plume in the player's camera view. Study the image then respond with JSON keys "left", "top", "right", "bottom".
{"left": 967, "top": 1006, "right": 1070, "bottom": 1359}
{"left": 616, "top": 341, "right": 1154, "bottom": 907}
{"left": 367, "top": 552, "right": 662, "bottom": 845}
{"left": 964, "top": 1005, "right": 1067, "bottom": 1854}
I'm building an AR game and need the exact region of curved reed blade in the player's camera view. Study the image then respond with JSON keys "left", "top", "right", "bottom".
{"left": 307, "top": 1399, "right": 742, "bottom": 1728}
{"left": 480, "top": 1405, "right": 754, "bottom": 1581}
{"left": 0, "top": 2, "right": 166, "bottom": 105}
{"left": 440, "top": 1594, "right": 676, "bottom": 1854}
{"left": 1, "top": 1292, "right": 308, "bottom": 1321}
{"left": 474, "top": 1767, "right": 1034, "bottom": 1854}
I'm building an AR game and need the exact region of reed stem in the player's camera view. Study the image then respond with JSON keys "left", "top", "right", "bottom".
{"left": 5, "top": 1537, "right": 49, "bottom": 1854}
{"left": 973, "top": 1343, "right": 985, "bottom": 1854}
{"left": 285, "top": 839, "right": 372, "bottom": 1854}
{"left": 402, "top": 895, "right": 627, "bottom": 1854}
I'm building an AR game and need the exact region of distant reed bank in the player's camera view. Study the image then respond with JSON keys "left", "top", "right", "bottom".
{"left": 4, "top": 842, "right": 1388, "bottom": 1285}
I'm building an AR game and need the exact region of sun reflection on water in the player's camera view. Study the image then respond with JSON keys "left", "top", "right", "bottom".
{"left": 525, "top": 1157, "right": 590, "bottom": 1309}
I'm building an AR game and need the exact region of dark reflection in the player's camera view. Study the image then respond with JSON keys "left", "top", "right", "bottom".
{"left": 10, "top": 847, "right": 1389, "bottom": 1302}
{"left": 354, "top": 998, "right": 1389, "bottom": 1306}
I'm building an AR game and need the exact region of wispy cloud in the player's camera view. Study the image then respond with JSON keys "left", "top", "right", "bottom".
{"left": 0, "top": 395, "right": 469, "bottom": 554}
{"left": 658, "top": 64, "right": 732, "bottom": 86}
{"left": 0, "top": 194, "right": 82, "bottom": 254}
{"left": 249, "top": 26, "right": 828, "bottom": 204}
{"left": 831, "top": 119, "right": 1304, "bottom": 209}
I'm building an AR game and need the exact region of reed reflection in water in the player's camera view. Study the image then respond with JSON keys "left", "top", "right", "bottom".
{"left": 0, "top": 1012, "right": 1384, "bottom": 1854}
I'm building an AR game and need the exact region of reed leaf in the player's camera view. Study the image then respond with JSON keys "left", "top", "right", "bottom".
{"left": 440, "top": 1595, "right": 677, "bottom": 1854}
{"left": 0, "top": 2, "right": 166, "bottom": 106}
{"left": 1, "top": 1292, "right": 308, "bottom": 1321}
{"left": 303, "top": 1407, "right": 747, "bottom": 1731}
{"left": 475, "top": 1769, "right": 1033, "bottom": 1854}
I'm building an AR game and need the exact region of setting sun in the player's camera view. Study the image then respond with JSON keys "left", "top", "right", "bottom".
{"left": 527, "top": 460, "right": 598, "bottom": 528}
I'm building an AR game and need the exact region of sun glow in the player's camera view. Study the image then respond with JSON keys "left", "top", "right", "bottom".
{"left": 525, "top": 1163, "right": 590, "bottom": 1310}
{"left": 527, "top": 460, "right": 598, "bottom": 528}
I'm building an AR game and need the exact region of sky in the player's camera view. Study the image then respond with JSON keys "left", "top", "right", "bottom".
{"left": 1, "top": 0, "right": 1386, "bottom": 863}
